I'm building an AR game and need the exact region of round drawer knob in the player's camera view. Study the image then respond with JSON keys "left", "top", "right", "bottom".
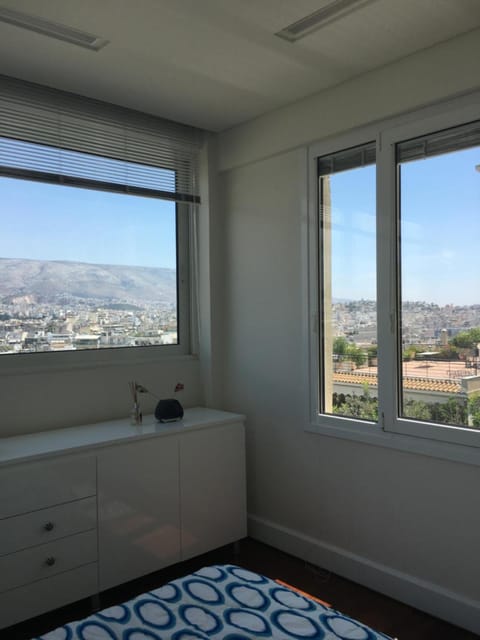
{"left": 45, "top": 556, "right": 56, "bottom": 567}
{"left": 44, "top": 522, "right": 55, "bottom": 532}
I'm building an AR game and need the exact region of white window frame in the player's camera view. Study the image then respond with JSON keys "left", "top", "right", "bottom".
{"left": 305, "top": 91, "right": 480, "bottom": 466}
{"left": 0, "top": 191, "right": 195, "bottom": 377}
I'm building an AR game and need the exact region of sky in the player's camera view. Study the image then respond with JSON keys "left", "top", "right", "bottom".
{"left": 0, "top": 141, "right": 478, "bottom": 301}
{"left": 0, "top": 177, "right": 177, "bottom": 270}
{"left": 329, "top": 145, "right": 480, "bottom": 306}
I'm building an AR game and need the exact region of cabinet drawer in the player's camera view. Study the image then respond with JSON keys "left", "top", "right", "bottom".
{"left": 0, "top": 455, "right": 96, "bottom": 518}
{"left": 0, "top": 562, "right": 97, "bottom": 629}
{"left": 0, "top": 529, "right": 97, "bottom": 593}
{"left": 0, "top": 496, "right": 97, "bottom": 556}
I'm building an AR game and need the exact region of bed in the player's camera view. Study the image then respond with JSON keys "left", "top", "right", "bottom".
{"left": 34, "top": 564, "right": 393, "bottom": 639}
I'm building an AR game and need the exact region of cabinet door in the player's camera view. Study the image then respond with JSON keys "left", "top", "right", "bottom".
{"left": 180, "top": 422, "right": 247, "bottom": 560}
{"left": 97, "top": 436, "right": 180, "bottom": 590}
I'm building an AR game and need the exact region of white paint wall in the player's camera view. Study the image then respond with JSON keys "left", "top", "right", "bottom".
{"left": 0, "top": 357, "right": 202, "bottom": 436}
{"left": 215, "top": 30, "right": 480, "bottom": 633}
{"left": 219, "top": 28, "right": 480, "bottom": 171}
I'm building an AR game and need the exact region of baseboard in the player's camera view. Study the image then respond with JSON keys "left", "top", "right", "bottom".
{"left": 248, "top": 514, "right": 480, "bottom": 636}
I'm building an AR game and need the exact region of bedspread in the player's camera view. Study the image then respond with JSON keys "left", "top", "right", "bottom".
{"left": 35, "top": 564, "right": 393, "bottom": 639}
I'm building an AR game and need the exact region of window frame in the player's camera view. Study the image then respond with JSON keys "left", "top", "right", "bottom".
{"left": 305, "top": 91, "right": 480, "bottom": 466}
{"left": 0, "top": 172, "right": 195, "bottom": 375}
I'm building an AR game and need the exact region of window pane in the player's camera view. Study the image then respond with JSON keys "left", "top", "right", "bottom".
{"left": 319, "top": 150, "right": 377, "bottom": 420}
{"left": 398, "top": 140, "right": 480, "bottom": 429}
{"left": 0, "top": 176, "right": 178, "bottom": 355}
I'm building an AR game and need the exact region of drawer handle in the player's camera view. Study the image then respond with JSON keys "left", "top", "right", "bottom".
{"left": 44, "top": 521, "right": 55, "bottom": 532}
{"left": 45, "top": 556, "right": 56, "bottom": 567}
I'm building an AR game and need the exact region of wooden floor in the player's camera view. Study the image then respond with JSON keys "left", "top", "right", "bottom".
{"left": 6, "top": 537, "right": 479, "bottom": 640}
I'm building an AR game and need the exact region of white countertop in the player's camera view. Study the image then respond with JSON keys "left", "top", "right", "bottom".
{"left": 0, "top": 407, "right": 245, "bottom": 466}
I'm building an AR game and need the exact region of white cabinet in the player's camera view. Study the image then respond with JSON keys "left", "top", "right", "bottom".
{"left": 98, "top": 435, "right": 181, "bottom": 591}
{"left": 0, "top": 408, "right": 246, "bottom": 630}
{"left": 180, "top": 422, "right": 247, "bottom": 560}
{"left": 0, "top": 455, "right": 98, "bottom": 629}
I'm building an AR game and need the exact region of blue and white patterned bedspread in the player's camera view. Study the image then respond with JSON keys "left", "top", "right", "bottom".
{"left": 35, "top": 564, "right": 393, "bottom": 639}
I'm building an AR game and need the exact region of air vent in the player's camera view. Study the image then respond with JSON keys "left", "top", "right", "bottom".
{"left": 0, "top": 6, "right": 109, "bottom": 51}
{"left": 276, "top": 0, "right": 375, "bottom": 42}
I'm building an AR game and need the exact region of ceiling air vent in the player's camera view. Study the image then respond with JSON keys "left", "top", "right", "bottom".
{"left": 276, "top": 0, "right": 376, "bottom": 42}
{"left": 0, "top": 6, "right": 109, "bottom": 51}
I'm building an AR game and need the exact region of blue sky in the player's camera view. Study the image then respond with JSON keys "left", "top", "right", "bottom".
{"left": 0, "top": 177, "right": 177, "bottom": 270}
{"left": 0, "top": 145, "right": 478, "bottom": 301}
{"left": 330, "top": 146, "right": 480, "bottom": 306}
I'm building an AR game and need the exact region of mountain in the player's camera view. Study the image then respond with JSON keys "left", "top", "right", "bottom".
{"left": 0, "top": 258, "right": 176, "bottom": 306}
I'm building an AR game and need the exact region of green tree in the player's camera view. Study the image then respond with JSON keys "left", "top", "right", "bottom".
{"left": 403, "top": 399, "right": 432, "bottom": 421}
{"left": 333, "top": 384, "right": 378, "bottom": 421}
{"left": 468, "top": 393, "right": 480, "bottom": 428}
{"left": 333, "top": 336, "right": 349, "bottom": 356}
{"left": 430, "top": 397, "right": 467, "bottom": 426}
{"left": 333, "top": 336, "right": 366, "bottom": 367}
{"left": 436, "top": 346, "right": 459, "bottom": 360}
{"left": 451, "top": 328, "right": 480, "bottom": 350}
{"left": 402, "top": 345, "right": 424, "bottom": 361}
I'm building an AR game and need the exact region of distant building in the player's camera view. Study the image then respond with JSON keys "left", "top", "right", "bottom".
{"left": 74, "top": 334, "right": 101, "bottom": 349}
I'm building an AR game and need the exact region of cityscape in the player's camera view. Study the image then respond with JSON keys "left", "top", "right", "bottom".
{"left": 332, "top": 298, "right": 480, "bottom": 347}
{"left": 0, "top": 257, "right": 178, "bottom": 354}
{"left": 329, "top": 300, "right": 480, "bottom": 426}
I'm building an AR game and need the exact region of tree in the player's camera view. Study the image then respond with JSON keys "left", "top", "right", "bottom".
{"left": 451, "top": 328, "right": 480, "bottom": 350}
{"left": 403, "top": 399, "right": 432, "bottom": 421}
{"left": 468, "top": 393, "right": 480, "bottom": 428}
{"left": 403, "top": 345, "right": 423, "bottom": 361}
{"left": 436, "top": 346, "right": 459, "bottom": 360}
{"left": 333, "top": 336, "right": 349, "bottom": 356}
{"left": 429, "top": 397, "right": 467, "bottom": 426}
{"left": 333, "top": 384, "right": 378, "bottom": 421}
{"left": 333, "top": 336, "right": 366, "bottom": 367}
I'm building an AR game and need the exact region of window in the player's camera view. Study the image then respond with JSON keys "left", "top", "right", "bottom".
{"left": 397, "top": 122, "right": 480, "bottom": 432}
{"left": 308, "top": 96, "right": 480, "bottom": 458}
{"left": 318, "top": 143, "right": 376, "bottom": 420}
{"left": 0, "top": 75, "right": 201, "bottom": 362}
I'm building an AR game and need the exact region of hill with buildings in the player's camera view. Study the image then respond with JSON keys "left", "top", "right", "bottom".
{"left": 0, "top": 257, "right": 176, "bottom": 307}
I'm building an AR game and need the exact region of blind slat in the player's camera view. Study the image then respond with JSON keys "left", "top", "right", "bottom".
{"left": 397, "top": 120, "right": 480, "bottom": 164}
{"left": 0, "top": 74, "right": 202, "bottom": 202}
{"left": 318, "top": 142, "right": 376, "bottom": 177}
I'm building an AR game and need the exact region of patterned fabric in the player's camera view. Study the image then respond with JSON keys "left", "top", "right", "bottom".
{"left": 35, "top": 564, "right": 393, "bottom": 639}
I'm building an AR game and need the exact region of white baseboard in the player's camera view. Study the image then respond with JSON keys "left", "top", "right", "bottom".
{"left": 248, "top": 514, "right": 480, "bottom": 636}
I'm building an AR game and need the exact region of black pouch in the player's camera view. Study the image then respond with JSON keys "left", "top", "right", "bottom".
{"left": 155, "top": 398, "right": 184, "bottom": 423}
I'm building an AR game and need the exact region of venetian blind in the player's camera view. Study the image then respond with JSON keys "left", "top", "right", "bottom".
{"left": 0, "top": 74, "right": 202, "bottom": 203}
{"left": 397, "top": 120, "right": 480, "bottom": 164}
{"left": 318, "top": 141, "right": 376, "bottom": 177}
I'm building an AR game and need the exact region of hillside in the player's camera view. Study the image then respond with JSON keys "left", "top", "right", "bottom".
{"left": 0, "top": 257, "right": 176, "bottom": 306}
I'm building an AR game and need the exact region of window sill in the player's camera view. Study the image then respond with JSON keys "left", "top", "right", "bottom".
{"left": 306, "top": 418, "right": 480, "bottom": 467}
{"left": 0, "top": 348, "right": 198, "bottom": 377}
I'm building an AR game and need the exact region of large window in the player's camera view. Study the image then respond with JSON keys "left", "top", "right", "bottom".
{"left": 0, "top": 75, "right": 200, "bottom": 362}
{"left": 0, "top": 168, "right": 181, "bottom": 356}
{"left": 308, "top": 97, "right": 480, "bottom": 458}
{"left": 397, "top": 124, "right": 480, "bottom": 432}
{"left": 318, "top": 143, "right": 376, "bottom": 420}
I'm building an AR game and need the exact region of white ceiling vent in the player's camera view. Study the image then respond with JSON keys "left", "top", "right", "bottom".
{"left": 276, "top": 0, "right": 376, "bottom": 42}
{"left": 0, "top": 6, "right": 109, "bottom": 51}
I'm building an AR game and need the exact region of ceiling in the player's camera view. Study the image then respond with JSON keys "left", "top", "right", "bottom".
{"left": 0, "top": 0, "right": 479, "bottom": 132}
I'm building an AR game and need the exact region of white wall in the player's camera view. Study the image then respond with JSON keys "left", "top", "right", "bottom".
{"left": 0, "top": 356, "right": 202, "bottom": 436}
{"left": 0, "top": 139, "right": 220, "bottom": 438}
{"left": 215, "top": 30, "right": 480, "bottom": 633}
{"left": 219, "top": 28, "right": 480, "bottom": 171}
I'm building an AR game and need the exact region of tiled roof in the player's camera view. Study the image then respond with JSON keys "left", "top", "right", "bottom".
{"left": 333, "top": 372, "right": 461, "bottom": 394}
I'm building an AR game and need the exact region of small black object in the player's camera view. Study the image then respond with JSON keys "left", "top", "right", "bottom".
{"left": 155, "top": 398, "right": 184, "bottom": 423}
